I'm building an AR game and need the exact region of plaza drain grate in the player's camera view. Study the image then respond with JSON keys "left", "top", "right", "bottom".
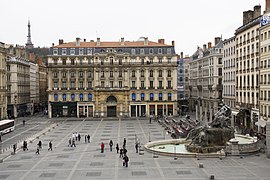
{"left": 90, "top": 162, "right": 104, "bottom": 166}
{"left": 7, "top": 165, "right": 21, "bottom": 168}
{"left": 86, "top": 172, "right": 101, "bottom": 177}
{"left": 132, "top": 171, "right": 147, "bottom": 176}
{"left": 0, "top": 175, "right": 9, "bottom": 179}
{"left": 63, "top": 148, "right": 74, "bottom": 151}
{"left": 94, "top": 154, "right": 105, "bottom": 158}
{"left": 130, "top": 162, "right": 144, "bottom": 165}
{"left": 176, "top": 170, "right": 192, "bottom": 175}
{"left": 49, "top": 163, "right": 64, "bottom": 167}
{"left": 39, "top": 173, "right": 56, "bottom": 178}
{"left": 57, "top": 155, "right": 69, "bottom": 158}
{"left": 170, "top": 161, "right": 184, "bottom": 164}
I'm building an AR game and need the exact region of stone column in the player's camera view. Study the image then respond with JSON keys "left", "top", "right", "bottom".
{"left": 204, "top": 105, "right": 208, "bottom": 125}
{"left": 195, "top": 105, "right": 199, "bottom": 121}
{"left": 199, "top": 106, "right": 203, "bottom": 125}
{"left": 266, "top": 121, "right": 270, "bottom": 158}
{"left": 209, "top": 108, "right": 213, "bottom": 122}
{"left": 48, "top": 103, "right": 52, "bottom": 119}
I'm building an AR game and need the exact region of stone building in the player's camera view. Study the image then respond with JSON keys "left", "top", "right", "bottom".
{"left": 47, "top": 37, "right": 178, "bottom": 118}
{"left": 6, "top": 45, "right": 30, "bottom": 118}
{"left": 38, "top": 58, "right": 48, "bottom": 111}
{"left": 223, "top": 36, "right": 237, "bottom": 127}
{"left": 189, "top": 37, "right": 223, "bottom": 125}
{"left": 258, "top": 1, "right": 270, "bottom": 133}
{"left": 235, "top": 5, "right": 261, "bottom": 131}
{"left": 0, "top": 42, "right": 7, "bottom": 119}
{"left": 29, "top": 62, "right": 39, "bottom": 114}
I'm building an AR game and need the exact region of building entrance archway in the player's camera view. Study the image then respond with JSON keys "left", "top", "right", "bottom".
{"left": 106, "top": 96, "right": 117, "bottom": 117}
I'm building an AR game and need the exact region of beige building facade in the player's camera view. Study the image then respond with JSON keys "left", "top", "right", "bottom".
{"left": 0, "top": 42, "right": 7, "bottom": 119}
{"left": 189, "top": 37, "right": 223, "bottom": 125}
{"left": 47, "top": 38, "right": 178, "bottom": 118}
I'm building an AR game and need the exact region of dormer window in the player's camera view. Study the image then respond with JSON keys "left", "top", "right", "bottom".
{"left": 140, "top": 49, "right": 144, "bottom": 54}
{"left": 87, "top": 48, "right": 92, "bottom": 55}
{"left": 53, "top": 48, "right": 58, "bottom": 55}
{"left": 158, "top": 48, "right": 162, "bottom": 54}
{"left": 167, "top": 48, "right": 171, "bottom": 54}
{"left": 70, "top": 48, "right": 75, "bottom": 55}
{"left": 149, "top": 48, "right": 153, "bottom": 54}
{"left": 79, "top": 48, "right": 84, "bottom": 55}
{"left": 62, "top": 48, "right": 66, "bottom": 55}
{"left": 131, "top": 49, "right": 136, "bottom": 55}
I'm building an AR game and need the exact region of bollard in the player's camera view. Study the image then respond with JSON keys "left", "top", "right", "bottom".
{"left": 199, "top": 163, "right": 204, "bottom": 168}
{"left": 210, "top": 175, "right": 215, "bottom": 179}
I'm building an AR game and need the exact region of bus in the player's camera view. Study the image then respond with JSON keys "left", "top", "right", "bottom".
{"left": 0, "top": 119, "right": 15, "bottom": 134}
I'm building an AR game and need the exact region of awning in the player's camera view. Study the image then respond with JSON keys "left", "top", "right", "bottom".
{"left": 255, "top": 118, "right": 267, "bottom": 127}
{"left": 231, "top": 110, "right": 239, "bottom": 116}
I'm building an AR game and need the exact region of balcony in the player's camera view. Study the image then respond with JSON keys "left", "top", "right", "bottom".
{"left": 158, "top": 86, "right": 164, "bottom": 89}
{"left": 140, "top": 87, "right": 146, "bottom": 90}
{"left": 70, "top": 87, "right": 76, "bottom": 90}
{"left": 166, "top": 86, "right": 173, "bottom": 89}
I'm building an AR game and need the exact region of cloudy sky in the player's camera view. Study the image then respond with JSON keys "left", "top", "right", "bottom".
{"left": 1, "top": 0, "right": 265, "bottom": 56}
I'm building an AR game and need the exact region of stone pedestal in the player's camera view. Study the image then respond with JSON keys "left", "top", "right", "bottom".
{"left": 230, "top": 139, "right": 239, "bottom": 156}
{"left": 266, "top": 121, "right": 270, "bottom": 158}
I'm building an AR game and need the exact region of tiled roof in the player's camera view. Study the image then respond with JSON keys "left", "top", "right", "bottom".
{"left": 54, "top": 41, "right": 172, "bottom": 48}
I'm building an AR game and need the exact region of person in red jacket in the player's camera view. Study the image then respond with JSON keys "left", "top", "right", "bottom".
{"left": 101, "top": 142, "right": 105, "bottom": 153}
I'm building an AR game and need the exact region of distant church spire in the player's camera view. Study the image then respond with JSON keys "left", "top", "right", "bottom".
{"left": 26, "top": 19, "right": 34, "bottom": 49}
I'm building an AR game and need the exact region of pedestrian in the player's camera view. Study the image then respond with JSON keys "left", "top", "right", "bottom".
{"left": 75, "top": 132, "right": 78, "bottom": 141}
{"left": 71, "top": 138, "right": 76, "bottom": 147}
{"left": 13, "top": 143, "right": 17, "bottom": 154}
{"left": 109, "top": 140, "right": 113, "bottom": 151}
{"left": 101, "top": 142, "right": 105, "bottom": 153}
{"left": 135, "top": 142, "right": 139, "bottom": 153}
{"left": 123, "top": 154, "right": 129, "bottom": 167}
{"left": 72, "top": 133, "right": 75, "bottom": 140}
{"left": 36, "top": 147, "right": 40, "bottom": 154}
{"left": 23, "top": 120, "right": 25, "bottom": 126}
{"left": 23, "top": 141, "right": 28, "bottom": 151}
{"left": 37, "top": 140, "right": 42, "bottom": 149}
{"left": 48, "top": 141, "right": 53, "bottom": 151}
{"left": 123, "top": 138, "right": 126, "bottom": 148}
{"left": 0, "top": 134, "right": 2, "bottom": 142}
{"left": 87, "top": 134, "right": 90, "bottom": 143}
{"left": 123, "top": 147, "right": 127, "bottom": 155}
{"left": 119, "top": 148, "right": 123, "bottom": 158}
{"left": 149, "top": 117, "right": 152, "bottom": 124}
{"left": 85, "top": 135, "right": 87, "bottom": 143}
{"left": 68, "top": 138, "right": 71, "bottom": 147}
{"left": 78, "top": 133, "right": 81, "bottom": 141}
{"left": 116, "top": 143, "right": 119, "bottom": 154}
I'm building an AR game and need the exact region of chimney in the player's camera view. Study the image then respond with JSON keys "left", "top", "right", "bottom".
{"left": 144, "top": 37, "right": 148, "bottom": 45}
{"left": 203, "top": 44, "right": 207, "bottom": 51}
{"left": 172, "top": 41, "right": 175, "bottom": 46}
{"left": 180, "top": 52, "right": 183, "bottom": 59}
{"left": 267, "top": 0, "right": 270, "bottom": 12}
{"left": 59, "top": 39, "right": 64, "bottom": 45}
{"left": 76, "top": 37, "right": 80, "bottom": 46}
{"left": 253, "top": 5, "right": 261, "bottom": 19}
{"left": 158, "top": 39, "right": 165, "bottom": 44}
{"left": 83, "top": 39, "right": 86, "bottom": 42}
{"left": 97, "top": 38, "right": 100, "bottom": 46}
{"left": 214, "top": 37, "right": 221, "bottom": 45}
{"left": 121, "top": 37, "right": 124, "bottom": 46}
{"left": 208, "top": 42, "right": 212, "bottom": 49}
{"left": 52, "top": 43, "right": 54, "bottom": 47}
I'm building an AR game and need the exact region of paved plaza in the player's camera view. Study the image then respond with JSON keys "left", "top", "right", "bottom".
{"left": 0, "top": 117, "right": 270, "bottom": 180}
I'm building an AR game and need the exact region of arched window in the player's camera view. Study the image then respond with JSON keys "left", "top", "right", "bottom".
{"left": 79, "top": 93, "right": 84, "bottom": 101}
{"left": 168, "top": 93, "right": 172, "bottom": 101}
{"left": 150, "top": 93, "right": 154, "bottom": 101}
{"left": 150, "top": 70, "right": 153, "bottom": 77}
{"left": 168, "top": 70, "right": 171, "bottom": 77}
{"left": 71, "top": 94, "right": 75, "bottom": 101}
{"left": 141, "top": 93, "right": 145, "bottom": 101}
{"left": 159, "top": 70, "right": 162, "bottom": 77}
{"left": 159, "top": 93, "right": 163, "bottom": 101}
{"left": 62, "top": 94, "right": 66, "bottom": 101}
{"left": 88, "top": 93, "right": 92, "bottom": 101}
{"left": 132, "top": 70, "right": 136, "bottom": 77}
{"left": 54, "top": 94, "right": 58, "bottom": 101}
{"left": 132, "top": 93, "right": 136, "bottom": 101}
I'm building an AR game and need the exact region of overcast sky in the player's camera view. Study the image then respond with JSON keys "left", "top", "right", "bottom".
{"left": 1, "top": 0, "right": 265, "bottom": 56}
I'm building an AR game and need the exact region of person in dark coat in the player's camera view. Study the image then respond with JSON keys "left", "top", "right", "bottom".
{"left": 87, "top": 134, "right": 90, "bottom": 143}
{"left": 123, "top": 138, "right": 126, "bottom": 148}
{"left": 123, "top": 154, "right": 129, "bottom": 167}
{"left": 78, "top": 133, "right": 81, "bottom": 141}
{"left": 135, "top": 142, "right": 139, "bottom": 153}
{"left": 37, "top": 141, "right": 42, "bottom": 149}
{"left": 109, "top": 140, "right": 113, "bottom": 151}
{"left": 13, "top": 143, "right": 17, "bottom": 154}
{"left": 48, "top": 141, "right": 53, "bottom": 151}
{"left": 119, "top": 148, "right": 123, "bottom": 158}
{"left": 36, "top": 147, "right": 40, "bottom": 154}
{"left": 123, "top": 147, "right": 127, "bottom": 155}
{"left": 116, "top": 143, "right": 119, "bottom": 153}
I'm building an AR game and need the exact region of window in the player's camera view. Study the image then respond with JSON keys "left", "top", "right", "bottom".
{"left": 141, "top": 93, "right": 145, "bottom": 101}
{"left": 71, "top": 81, "right": 75, "bottom": 88}
{"left": 87, "top": 48, "right": 92, "bottom": 55}
{"left": 110, "top": 71, "right": 113, "bottom": 77}
{"left": 150, "top": 93, "right": 154, "bottom": 101}
{"left": 158, "top": 58, "right": 162, "bottom": 64}
{"left": 159, "top": 70, "right": 162, "bottom": 77}
{"left": 119, "top": 70, "right": 122, "bottom": 77}
{"left": 150, "top": 81, "right": 153, "bottom": 88}
{"left": 79, "top": 71, "right": 84, "bottom": 77}
{"left": 88, "top": 58, "right": 92, "bottom": 64}
{"left": 88, "top": 71, "right": 92, "bottom": 78}
{"left": 132, "top": 70, "right": 136, "bottom": 77}
{"left": 62, "top": 82, "right": 66, "bottom": 88}
{"left": 141, "top": 70, "right": 144, "bottom": 77}
{"left": 140, "top": 49, "right": 144, "bottom": 54}
{"left": 101, "top": 71, "right": 105, "bottom": 78}
{"left": 88, "top": 94, "right": 92, "bottom": 101}
{"left": 141, "top": 59, "right": 144, "bottom": 65}
{"left": 71, "top": 59, "right": 75, "bottom": 65}
{"left": 168, "top": 81, "right": 172, "bottom": 88}
{"left": 53, "top": 48, "right": 58, "bottom": 55}
{"left": 149, "top": 58, "right": 153, "bottom": 64}
{"left": 54, "top": 94, "right": 58, "bottom": 101}
{"left": 167, "top": 58, "right": 171, "bottom": 64}
{"left": 168, "top": 93, "right": 172, "bottom": 101}
{"left": 119, "top": 81, "right": 122, "bottom": 88}
{"left": 101, "top": 81, "right": 104, "bottom": 87}
{"left": 53, "top": 59, "right": 58, "bottom": 65}
{"left": 53, "top": 82, "right": 58, "bottom": 88}
{"left": 88, "top": 81, "right": 92, "bottom": 89}
{"left": 62, "top": 59, "right": 66, "bottom": 65}
{"left": 132, "top": 81, "right": 135, "bottom": 88}
{"left": 71, "top": 94, "right": 75, "bottom": 101}
{"left": 110, "top": 81, "right": 113, "bottom": 88}
{"left": 119, "top": 59, "right": 122, "bottom": 65}
{"left": 159, "top": 93, "right": 163, "bottom": 101}
{"left": 159, "top": 81, "right": 163, "bottom": 88}
{"left": 150, "top": 70, "right": 153, "bottom": 77}
{"left": 79, "top": 93, "right": 84, "bottom": 101}
{"left": 110, "top": 57, "right": 113, "bottom": 65}
{"left": 167, "top": 48, "right": 171, "bottom": 54}
{"left": 132, "top": 93, "right": 136, "bottom": 101}
{"left": 79, "top": 48, "right": 83, "bottom": 55}
{"left": 70, "top": 71, "right": 75, "bottom": 78}
{"left": 62, "top": 94, "right": 67, "bottom": 101}
{"left": 79, "top": 81, "right": 84, "bottom": 88}
{"left": 70, "top": 48, "right": 75, "bottom": 55}
{"left": 149, "top": 48, "right": 153, "bottom": 54}
{"left": 141, "top": 81, "right": 145, "bottom": 88}
{"left": 131, "top": 49, "right": 136, "bottom": 55}
{"left": 79, "top": 59, "right": 83, "bottom": 65}
{"left": 168, "top": 70, "right": 171, "bottom": 77}
{"left": 53, "top": 71, "right": 58, "bottom": 78}
{"left": 101, "top": 59, "right": 104, "bottom": 65}
{"left": 158, "top": 48, "right": 162, "bottom": 54}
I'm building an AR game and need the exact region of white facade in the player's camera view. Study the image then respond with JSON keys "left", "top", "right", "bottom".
{"left": 30, "top": 62, "right": 39, "bottom": 115}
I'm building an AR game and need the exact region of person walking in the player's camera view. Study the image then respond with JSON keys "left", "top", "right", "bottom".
{"left": 36, "top": 147, "right": 40, "bottom": 155}
{"left": 37, "top": 140, "right": 42, "bottom": 149}
{"left": 101, "top": 142, "right": 105, "bottom": 153}
{"left": 123, "top": 147, "right": 127, "bottom": 155}
{"left": 48, "top": 141, "right": 53, "bottom": 151}
{"left": 68, "top": 138, "right": 72, "bottom": 147}
{"left": 23, "top": 120, "right": 25, "bottom": 126}
{"left": 116, "top": 143, "right": 119, "bottom": 154}
{"left": 123, "top": 138, "right": 126, "bottom": 148}
{"left": 71, "top": 138, "right": 76, "bottom": 147}
{"left": 85, "top": 135, "right": 87, "bottom": 143}
{"left": 13, "top": 143, "right": 17, "bottom": 154}
{"left": 87, "top": 134, "right": 90, "bottom": 143}
{"left": 109, "top": 140, "right": 113, "bottom": 151}
{"left": 149, "top": 117, "right": 152, "bottom": 124}
{"left": 123, "top": 154, "right": 129, "bottom": 167}
{"left": 119, "top": 148, "right": 123, "bottom": 158}
{"left": 135, "top": 142, "right": 139, "bottom": 153}
{"left": 78, "top": 133, "right": 81, "bottom": 141}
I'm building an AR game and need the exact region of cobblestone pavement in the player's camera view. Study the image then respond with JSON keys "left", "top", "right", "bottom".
{"left": 0, "top": 117, "right": 269, "bottom": 180}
